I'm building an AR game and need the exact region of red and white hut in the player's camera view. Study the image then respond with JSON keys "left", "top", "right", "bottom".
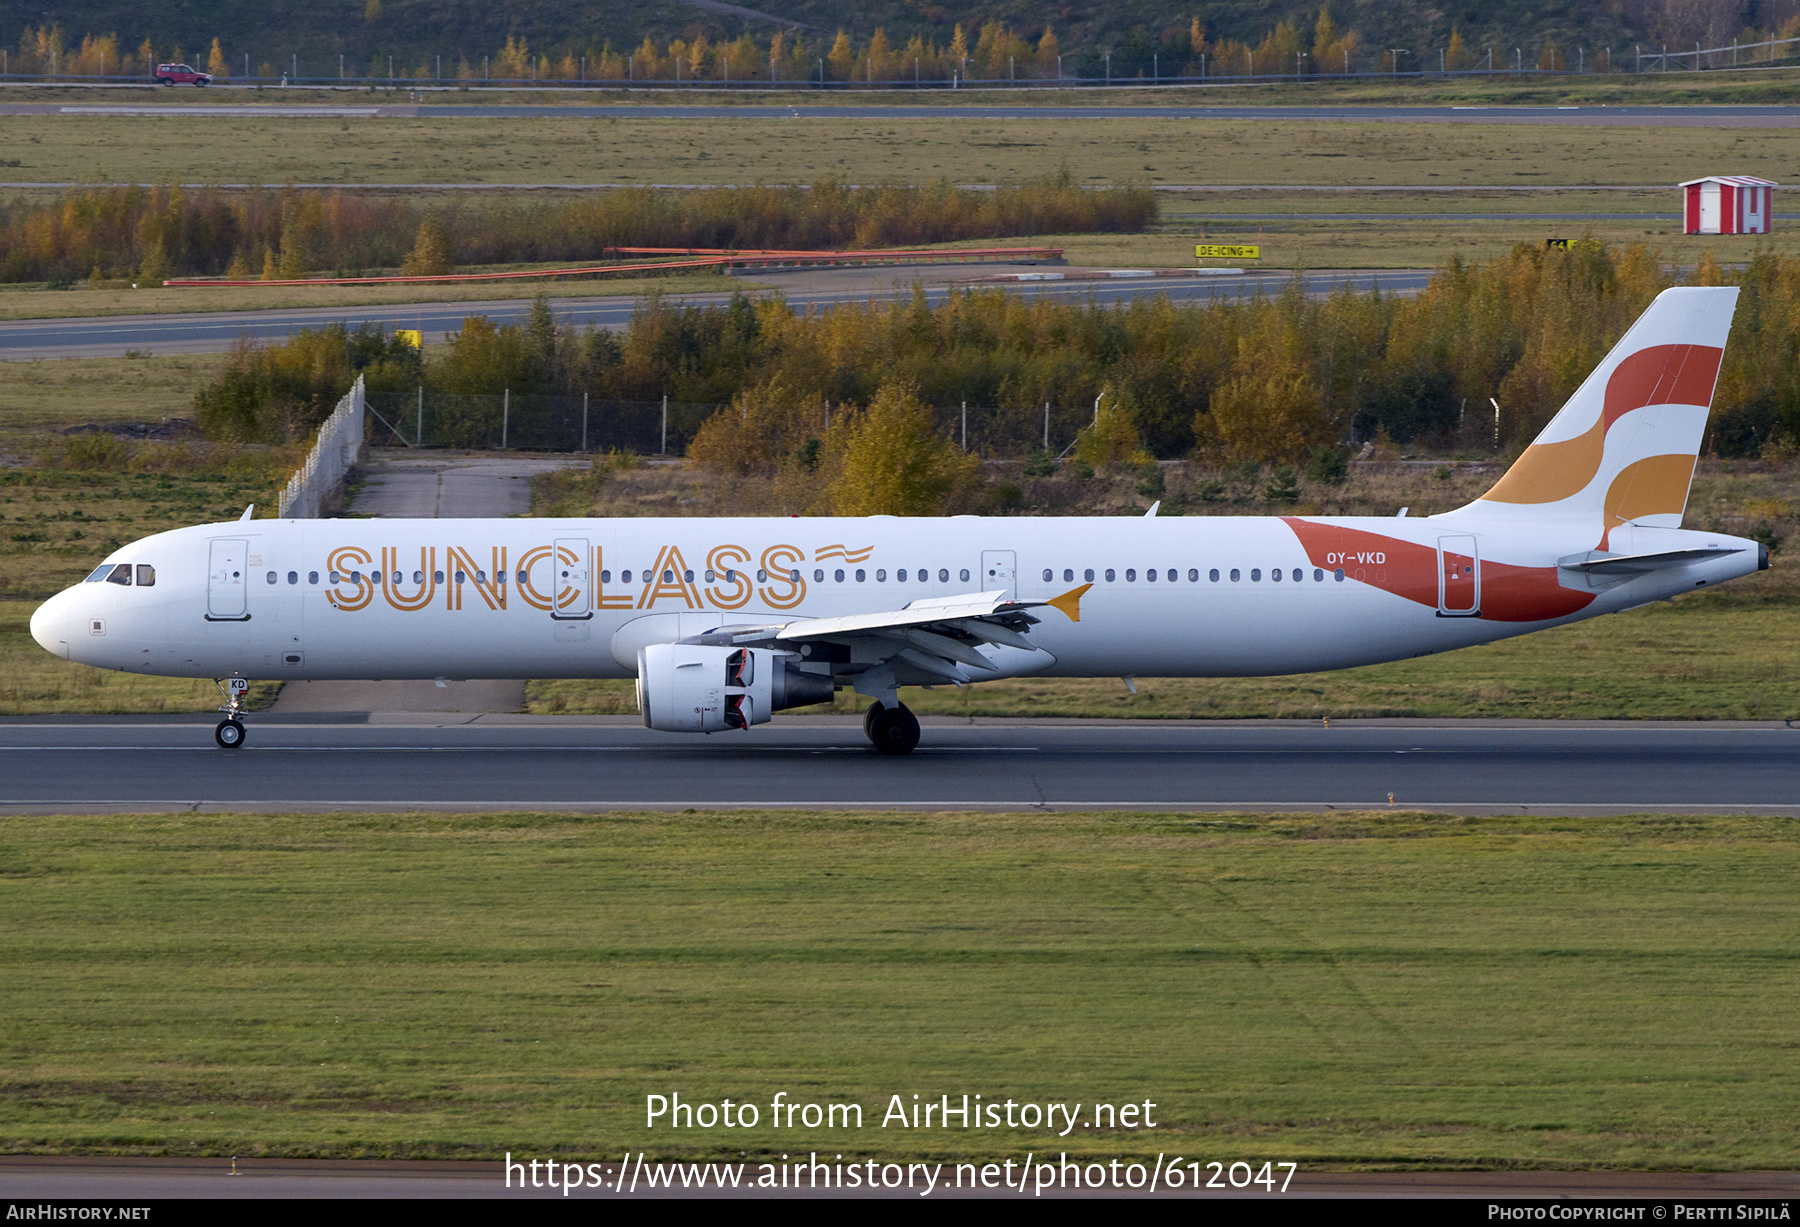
{"left": 1681, "top": 176, "right": 1776, "bottom": 235}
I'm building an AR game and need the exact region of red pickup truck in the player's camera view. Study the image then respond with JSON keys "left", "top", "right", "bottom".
{"left": 154, "top": 63, "right": 212, "bottom": 86}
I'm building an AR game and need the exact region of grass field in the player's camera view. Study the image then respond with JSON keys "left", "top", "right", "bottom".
{"left": 0, "top": 272, "right": 743, "bottom": 323}
{"left": 5, "top": 112, "right": 1796, "bottom": 191}
{"left": 2, "top": 807, "right": 1798, "bottom": 1165}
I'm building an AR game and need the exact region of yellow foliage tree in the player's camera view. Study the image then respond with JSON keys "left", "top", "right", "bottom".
{"left": 401, "top": 217, "right": 453, "bottom": 276}
{"left": 1037, "top": 26, "right": 1060, "bottom": 75}
{"left": 827, "top": 31, "right": 855, "bottom": 80}
{"left": 1445, "top": 29, "right": 1472, "bottom": 70}
{"left": 207, "top": 38, "right": 229, "bottom": 79}
{"left": 1204, "top": 365, "right": 1332, "bottom": 464}
{"left": 821, "top": 383, "right": 980, "bottom": 516}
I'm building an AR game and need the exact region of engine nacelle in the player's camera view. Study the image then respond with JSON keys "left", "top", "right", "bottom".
{"left": 637, "top": 643, "right": 835, "bottom": 733}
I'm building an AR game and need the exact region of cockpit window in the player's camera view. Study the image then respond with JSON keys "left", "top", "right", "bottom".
{"left": 136, "top": 564, "right": 156, "bottom": 587}
{"left": 85, "top": 565, "right": 112, "bottom": 582}
{"left": 104, "top": 563, "right": 133, "bottom": 586}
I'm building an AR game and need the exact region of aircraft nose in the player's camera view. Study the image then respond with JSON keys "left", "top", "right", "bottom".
{"left": 30, "top": 589, "right": 75, "bottom": 660}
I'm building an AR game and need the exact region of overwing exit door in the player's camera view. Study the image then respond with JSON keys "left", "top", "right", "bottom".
{"left": 1437, "top": 535, "right": 1480, "bottom": 616}
{"left": 980, "top": 550, "right": 1016, "bottom": 598}
{"left": 552, "top": 537, "right": 591, "bottom": 620}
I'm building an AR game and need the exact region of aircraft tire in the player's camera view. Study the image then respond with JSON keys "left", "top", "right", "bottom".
{"left": 214, "top": 718, "right": 246, "bottom": 749}
{"left": 862, "top": 701, "right": 885, "bottom": 741}
{"left": 868, "top": 704, "right": 920, "bottom": 756}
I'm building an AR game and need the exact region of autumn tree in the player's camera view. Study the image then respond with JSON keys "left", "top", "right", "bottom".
{"left": 821, "top": 383, "right": 981, "bottom": 516}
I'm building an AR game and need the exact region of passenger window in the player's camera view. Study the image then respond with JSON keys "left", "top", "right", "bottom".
{"left": 1187, "top": 568, "right": 1198, "bottom": 582}
{"left": 704, "top": 569, "right": 715, "bottom": 583}
{"left": 1084, "top": 568, "right": 1095, "bottom": 582}
{"left": 1209, "top": 569, "right": 1220, "bottom": 582}
{"left": 1064, "top": 568, "right": 1074, "bottom": 582}
{"left": 137, "top": 564, "right": 157, "bottom": 587}
{"left": 1230, "top": 568, "right": 1240, "bottom": 582}
{"left": 454, "top": 570, "right": 466, "bottom": 583}
{"left": 1251, "top": 569, "right": 1262, "bottom": 581}
{"left": 834, "top": 568, "right": 845, "bottom": 582}
{"left": 855, "top": 569, "right": 866, "bottom": 582}
{"left": 348, "top": 570, "right": 361, "bottom": 584}
{"left": 600, "top": 570, "right": 611, "bottom": 583}
{"left": 814, "top": 568, "right": 825, "bottom": 582}
{"left": 1314, "top": 568, "right": 1324, "bottom": 582}
{"left": 329, "top": 570, "right": 341, "bottom": 584}
{"left": 1272, "top": 568, "right": 1283, "bottom": 582}
{"left": 85, "top": 565, "right": 111, "bottom": 582}
{"left": 1105, "top": 569, "right": 1116, "bottom": 582}
{"left": 621, "top": 570, "right": 632, "bottom": 584}
{"left": 1042, "top": 569, "right": 1052, "bottom": 582}
{"left": 497, "top": 570, "right": 507, "bottom": 583}
{"left": 756, "top": 569, "right": 768, "bottom": 583}
{"left": 789, "top": 569, "right": 801, "bottom": 582}
{"left": 1125, "top": 569, "right": 1136, "bottom": 582}
{"left": 409, "top": 571, "right": 420, "bottom": 584}
{"left": 725, "top": 569, "right": 736, "bottom": 582}
{"left": 898, "top": 569, "right": 908, "bottom": 582}
{"left": 1145, "top": 568, "right": 1155, "bottom": 582}
{"left": 266, "top": 571, "right": 277, "bottom": 584}
{"left": 876, "top": 569, "right": 887, "bottom": 582}
{"left": 1167, "top": 569, "right": 1177, "bottom": 582}
{"left": 683, "top": 570, "right": 694, "bottom": 583}
{"left": 106, "top": 563, "right": 132, "bottom": 585}
{"left": 1334, "top": 568, "right": 1345, "bottom": 581}
{"left": 959, "top": 569, "right": 970, "bottom": 582}
{"left": 938, "top": 568, "right": 949, "bottom": 582}
{"left": 308, "top": 571, "right": 318, "bottom": 585}
{"left": 433, "top": 570, "right": 444, "bottom": 584}
{"left": 287, "top": 571, "right": 298, "bottom": 585}
{"left": 662, "top": 570, "right": 674, "bottom": 584}
{"left": 1292, "top": 569, "right": 1303, "bottom": 582}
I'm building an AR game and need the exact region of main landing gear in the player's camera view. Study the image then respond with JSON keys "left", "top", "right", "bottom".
{"left": 862, "top": 701, "right": 920, "bottom": 756}
{"left": 213, "top": 676, "right": 250, "bottom": 749}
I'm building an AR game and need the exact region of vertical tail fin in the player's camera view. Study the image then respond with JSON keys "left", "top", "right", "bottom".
{"left": 1464, "top": 286, "right": 1737, "bottom": 546}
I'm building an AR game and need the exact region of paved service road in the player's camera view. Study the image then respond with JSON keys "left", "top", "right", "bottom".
{"left": 0, "top": 269, "right": 1428, "bottom": 359}
{"left": 2, "top": 720, "right": 1795, "bottom": 813}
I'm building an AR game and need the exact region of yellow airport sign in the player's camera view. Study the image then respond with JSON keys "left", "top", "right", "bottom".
{"left": 1196, "top": 244, "right": 1260, "bottom": 259}
{"left": 396, "top": 329, "right": 423, "bottom": 348}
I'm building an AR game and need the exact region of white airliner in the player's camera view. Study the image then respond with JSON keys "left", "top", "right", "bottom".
{"left": 30, "top": 286, "right": 1767, "bottom": 754}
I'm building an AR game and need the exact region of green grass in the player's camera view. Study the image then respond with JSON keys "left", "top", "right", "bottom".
{"left": 3, "top": 808, "right": 1800, "bottom": 1165}
{"left": 5, "top": 111, "right": 1795, "bottom": 190}
{"left": 0, "top": 272, "right": 743, "bottom": 322}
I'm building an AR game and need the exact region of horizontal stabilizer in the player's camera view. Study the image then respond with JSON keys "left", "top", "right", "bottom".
{"left": 1557, "top": 546, "right": 1745, "bottom": 574}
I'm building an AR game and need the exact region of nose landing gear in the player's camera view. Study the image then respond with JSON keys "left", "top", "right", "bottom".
{"left": 862, "top": 701, "right": 921, "bottom": 755}
{"left": 212, "top": 676, "right": 251, "bottom": 749}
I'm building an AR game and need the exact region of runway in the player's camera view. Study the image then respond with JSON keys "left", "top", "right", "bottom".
{"left": 0, "top": 268, "right": 1426, "bottom": 360}
{"left": 2, "top": 718, "right": 1795, "bottom": 813}
{"left": 0, "top": 1154, "right": 1795, "bottom": 1199}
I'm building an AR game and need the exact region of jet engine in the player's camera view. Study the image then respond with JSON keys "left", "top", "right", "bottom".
{"left": 636, "top": 643, "right": 835, "bottom": 732}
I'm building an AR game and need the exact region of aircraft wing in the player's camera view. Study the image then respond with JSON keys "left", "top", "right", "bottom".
{"left": 704, "top": 584, "right": 1090, "bottom": 683}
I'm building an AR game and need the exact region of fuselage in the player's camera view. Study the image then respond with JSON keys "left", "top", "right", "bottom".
{"left": 29, "top": 511, "right": 1764, "bottom": 684}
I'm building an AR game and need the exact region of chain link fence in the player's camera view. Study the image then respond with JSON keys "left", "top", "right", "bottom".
{"left": 362, "top": 390, "right": 1105, "bottom": 459}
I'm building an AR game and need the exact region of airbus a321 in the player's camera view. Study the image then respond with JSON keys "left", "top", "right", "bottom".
{"left": 30, "top": 286, "right": 1767, "bottom": 754}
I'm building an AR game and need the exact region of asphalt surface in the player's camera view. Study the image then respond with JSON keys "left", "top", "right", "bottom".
{"left": 0, "top": 268, "right": 1427, "bottom": 359}
{"left": 0, "top": 1155, "right": 1795, "bottom": 1199}
{"left": 2, "top": 719, "right": 1795, "bottom": 813}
